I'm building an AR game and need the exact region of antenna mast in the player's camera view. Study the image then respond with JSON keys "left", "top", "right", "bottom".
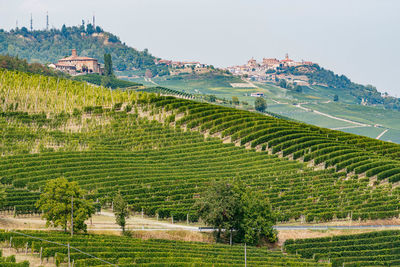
{"left": 16, "top": 20, "right": 18, "bottom": 30}
{"left": 93, "top": 12, "right": 95, "bottom": 28}
{"left": 30, "top": 13, "right": 33, "bottom": 31}
{"left": 46, "top": 11, "right": 49, "bottom": 30}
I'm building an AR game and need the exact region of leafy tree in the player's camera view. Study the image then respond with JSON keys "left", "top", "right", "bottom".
{"left": 86, "top": 23, "right": 95, "bottom": 35}
{"left": 101, "top": 75, "right": 112, "bottom": 88}
{"left": 278, "top": 79, "right": 287, "bottom": 89}
{"left": 95, "top": 26, "right": 103, "bottom": 33}
{"left": 294, "top": 85, "right": 303, "bottom": 93}
{"left": 232, "top": 96, "right": 239, "bottom": 105}
{"left": 334, "top": 94, "right": 339, "bottom": 102}
{"left": 0, "top": 186, "right": 5, "bottom": 209}
{"left": 35, "top": 177, "right": 95, "bottom": 233}
{"left": 204, "top": 95, "right": 216, "bottom": 102}
{"left": 255, "top": 97, "right": 266, "bottom": 113}
{"left": 194, "top": 179, "right": 244, "bottom": 243}
{"left": 241, "top": 189, "right": 277, "bottom": 244}
{"left": 104, "top": 53, "right": 113, "bottom": 76}
{"left": 195, "top": 179, "right": 277, "bottom": 245}
{"left": 61, "top": 24, "right": 68, "bottom": 37}
{"left": 113, "top": 192, "right": 130, "bottom": 232}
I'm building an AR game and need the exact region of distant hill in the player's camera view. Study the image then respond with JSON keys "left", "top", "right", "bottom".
{"left": 0, "top": 24, "right": 169, "bottom": 76}
{"left": 280, "top": 64, "right": 400, "bottom": 110}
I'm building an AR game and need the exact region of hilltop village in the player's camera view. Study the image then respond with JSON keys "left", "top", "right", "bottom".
{"left": 155, "top": 59, "right": 214, "bottom": 76}
{"left": 226, "top": 54, "right": 316, "bottom": 86}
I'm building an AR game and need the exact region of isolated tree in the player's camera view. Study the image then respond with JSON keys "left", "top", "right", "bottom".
{"left": 255, "top": 97, "right": 267, "bottom": 112}
{"left": 294, "top": 85, "right": 303, "bottom": 93}
{"left": 36, "top": 177, "right": 95, "bottom": 233}
{"left": 334, "top": 94, "right": 339, "bottom": 102}
{"left": 232, "top": 96, "right": 239, "bottom": 105}
{"left": 104, "top": 53, "right": 113, "bottom": 76}
{"left": 205, "top": 95, "right": 216, "bottom": 102}
{"left": 113, "top": 192, "right": 129, "bottom": 232}
{"left": 0, "top": 185, "right": 5, "bottom": 209}
{"left": 241, "top": 189, "right": 277, "bottom": 245}
{"left": 194, "top": 179, "right": 244, "bottom": 243}
{"left": 195, "top": 179, "right": 277, "bottom": 245}
{"left": 278, "top": 79, "right": 287, "bottom": 89}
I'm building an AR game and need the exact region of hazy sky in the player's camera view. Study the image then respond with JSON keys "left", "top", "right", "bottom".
{"left": 1, "top": 0, "right": 400, "bottom": 96}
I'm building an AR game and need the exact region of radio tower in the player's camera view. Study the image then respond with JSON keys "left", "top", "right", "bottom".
{"left": 30, "top": 13, "right": 33, "bottom": 31}
{"left": 46, "top": 12, "right": 49, "bottom": 30}
{"left": 16, "top": 20, "right": 18, "bottom": 30}
{"left": 93, "top": 13, "right": 96, "bottom": 28}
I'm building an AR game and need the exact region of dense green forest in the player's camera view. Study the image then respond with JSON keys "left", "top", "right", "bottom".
{"left": 0, "top": 24, "right": 168, "bottom": 76}
{"left": 279, "top": 64, "right": 400, "bottom": 110}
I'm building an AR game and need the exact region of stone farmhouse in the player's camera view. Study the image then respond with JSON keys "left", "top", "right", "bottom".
{"left": 49, "top": 49, "right": 103, "bottom": 75}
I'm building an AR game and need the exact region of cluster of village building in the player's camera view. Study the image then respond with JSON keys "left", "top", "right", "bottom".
{"left": 226, "top": 54, "right": 315, "bottom": 86}
{"left": 155, "top": 59, "right": 212, "bottom": 75}
{"left": 49, "top": 50, "right": 316, "bottom": 89}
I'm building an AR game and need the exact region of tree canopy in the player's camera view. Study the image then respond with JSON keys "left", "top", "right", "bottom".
{"left": 194, "top": 179, "right": 277, "bottom": 245}
{"left": 255, "top": 97, "right": 267, "bottom": 113}
{"left": 35, "top": 177, "right": 95, "bottom": 233}
{"left": 113, "top": 192, "right": 130, "bottom": 232}
{"left": 104, "top": 53, "right": 113, "bottom": 77}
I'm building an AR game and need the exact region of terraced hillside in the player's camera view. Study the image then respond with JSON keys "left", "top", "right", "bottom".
{"left": 0, "top": 230, "right": 327, "bottom": 266}
{"left": 284, "top": 230, "right": 400, "bottom": 266}
{"left": 1, "top": 68, "right": 400, "bottom": 224}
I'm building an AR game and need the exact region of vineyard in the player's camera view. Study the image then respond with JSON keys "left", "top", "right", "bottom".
{"left": 0, "top": 69, "right": 400, "bottom": 222}
{"left": 284, "top": 230, "right": 400, "bottom": 266}
{"left": 2, "top": 67, "right": 400, "bottom": 265}
{"left": 134, "top": 86, "right": 194, "bottom": 99}
{"left": 0, "top": 230, "right": 327, "bottom": 266}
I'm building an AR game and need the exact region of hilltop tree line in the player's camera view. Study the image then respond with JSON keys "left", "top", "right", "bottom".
{"left": 0, "top": 24, "right": 168, "bottom": 76}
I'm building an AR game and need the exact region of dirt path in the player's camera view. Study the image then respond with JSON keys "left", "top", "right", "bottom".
{"left": 376, "top": 128, "right": 388, "bottom": 139}
{"left": 295, "top": 103, "right": 370, "bottom": 127}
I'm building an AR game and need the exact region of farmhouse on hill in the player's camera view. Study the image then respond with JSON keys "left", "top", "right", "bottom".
{"left": 49, "top": 49, "right": 103, "bottom": 75}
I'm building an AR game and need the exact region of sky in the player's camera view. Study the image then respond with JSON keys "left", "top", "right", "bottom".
{"left": 0, "top": 0, "right": 399, "bottom": 96}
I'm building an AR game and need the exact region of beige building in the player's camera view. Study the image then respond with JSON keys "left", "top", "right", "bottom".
{"left": 53, "top": 49, "right": 103, "bottom": 75}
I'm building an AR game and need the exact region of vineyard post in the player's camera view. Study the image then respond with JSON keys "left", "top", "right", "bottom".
{"left": 9, "top": 236, "right": 12, "bottom": 248}
{"left": 141, "top": 208, "right": 143, "bottom": 218}
{"left": 25, "top": 242, "right": 28, "bottom": 254}
{"left": 186, "top": 214, "right": 189, "bottom": 224}
{"left": 40, "top": 247, "right": 43, "bottom": 264}
{"left": 71, "top": 195, "right": 74, "bottom": 237}
{"left": 244, "top": 243, "right": 247, "bottom": 267}
{"left": 68, "top": 243, "right": 71, "bottom": 267}
{"left": 172, "top": 215, "right": 174, "bottom": 224}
